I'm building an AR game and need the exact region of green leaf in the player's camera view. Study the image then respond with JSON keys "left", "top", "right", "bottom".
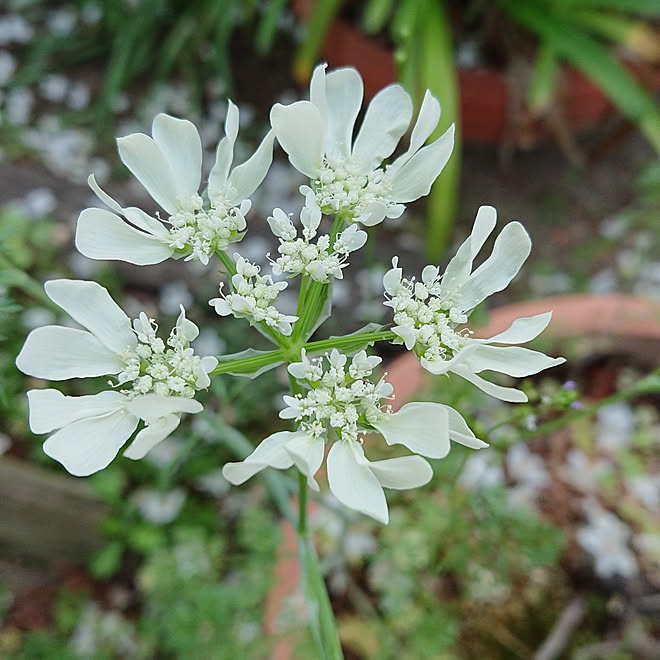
{"left": 503, "top": 1, "right": 660, "bottom": 154}
{"left": 294, "top": 0, "right": 344, "bottom": 82}
{"left": 528, "top": 43, "right": 560, "bottom": 113}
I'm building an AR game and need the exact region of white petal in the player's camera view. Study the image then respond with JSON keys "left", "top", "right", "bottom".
{"left": 27, "top": 389, "right": 126, "bottom": 433}
{"left": 123, "top": 413, "right": 181, "bottom": 460}
{"left": 284, "top": 432, "right": 324, "bottom": 491}
{"left": 309, "top": 63, "right": 328, "bottom": 116}
{"left": 43, "top": 408, "right": 139, "bottom": 476}
{"left": 324, "top": 67, "right": 363, "bottom": 161}
{"left": 352, "top": 84, "right": 412, "bottom": 171}
{"left": 392, "top": 325, "right": 416, "bottom": 350}
{"left": 440, "top": 205, "right": 497, "bottom": 299}
{"left": 407, "top": 90, "right": 442, "bottom": 157}
{"left": 373, "top": 402, "right": 450, "bottom": 459}
{"left": 451, "top": 364, "right": 528, "bottom": 403}
{"left": 226, "top": 130, "right": 275, "bottom": 205}
{"left": 208, "top": 100, "right": 239, "bottom": 198}
{"left": 369, "top": 455, "right": 433, "bottom": 490}
{"left": 464, "top": 345, "right": 565, "bottom": 377}
{"left": 122, "top": 206, "right": 172, "bottom": 239}
{"left": 382, "top": 264, "right": 402, "bottom": 295}
{"left": 354, "top": 201, "right": 387, "bottom": 227}
{"left": 16, "top": 326, "right": 124, "bottom": 379}
{"left": 152, "top": 113, "right": 202, "bottom": 200}
{"left": 44, "top": 279, "right": 136, "bottom": 355}
{"left": 88, "top": 174, "right": 123, "bottom": 214}
{"left": 117, "top": 132, "right": 179, "bottom": 214}
{"left": 483, "top": 312, "right": 552, "bottom": 344}
{"left": 389, "top": 124, "right": 454, "bottom": 203}
{"left": 126, "top": 394, "right": 202, "bottom": 424}
{"left": 76, "top": 208, "right": 173, "bottom": 265}
{"left": 459, "top": 222, "right": 532, "bottom": 311}
{"left": 444, "top": 405, "right": 488, "bottom": 449}
{"left": 270, "top": 101, "right": 324, "bottom": 178}
{"left": 327, "top": 441, "right": 389, "bottom": 524}
{"left": 222, "top": 430, "right": 296, "bottom": 485}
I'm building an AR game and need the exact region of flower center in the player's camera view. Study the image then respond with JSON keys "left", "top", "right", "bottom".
{"left": 385, "top": 271, "right": 470, "bottom": 363}
{"left": 313, "top": 157, "right": 391, "bottom": 216}
{"left": 285, "top": 351, "right": 394, "bottom": 443}
{"left": 166, "top": 193, "right": 248, "bottom": 265}
{"left": 117, "top": 314, "right": 204, "bottom": 399}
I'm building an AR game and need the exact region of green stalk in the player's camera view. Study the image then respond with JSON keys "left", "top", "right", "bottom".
{"left": 287, "top": 376, "right": 344, "bottom": 658}
{"left": 209, "top": 349, "right": 284, "bottom": 376}
{"left": 395, "top": 0, "right": 460, "bottom": 261}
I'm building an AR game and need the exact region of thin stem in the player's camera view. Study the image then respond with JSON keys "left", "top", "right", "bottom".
{"left": 210, "top": 349, "right": 284, "bottom": 376}
{"left": 305, "top": 329, "right": 396, "bottom": 354}
{"left": 297, "top": 471, "right": 308, "bottom": 536}
{"left": 519, "top": 367, "right": 660, "bottom": 442}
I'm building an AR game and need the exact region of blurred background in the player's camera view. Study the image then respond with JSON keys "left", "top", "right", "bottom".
{"left": 1, "top": 1, "right": 660, "bottom": 658}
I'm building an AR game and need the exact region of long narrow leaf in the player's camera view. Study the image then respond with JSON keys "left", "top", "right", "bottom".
{"left": 503, "top": 1, "right": 660, "bottom": 153}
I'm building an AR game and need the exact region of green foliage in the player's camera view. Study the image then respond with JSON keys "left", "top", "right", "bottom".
{"left": 137, "top": 515, "right": 278, "bottom": 659}
{"left": 11, "top": 0, "right": 290, "bottom": 135}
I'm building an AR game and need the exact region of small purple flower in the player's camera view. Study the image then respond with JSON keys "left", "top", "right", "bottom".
{"left": 570, "top": 401, "right": 584, "bottom": 410}
{"left": 563, "top": 380, "right": 577, "bottom": 391}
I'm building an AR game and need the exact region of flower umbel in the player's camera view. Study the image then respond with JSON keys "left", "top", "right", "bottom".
{"left": 15, "top": 279, "right": 217, "bottom": 475}
{"left": 76, "top": 106, "right": 274, "bottom": 265}
{"left": 384, "top": 206, "right": 565, "bottom": 402}
{"left": 208, "top": 254, "right": 298, "bottom": 335}
{"left": 222, "top": 348, "right": 486, "bottom": 523}
{"left": 270, "top": 63, "right": 454, "bottom": 226}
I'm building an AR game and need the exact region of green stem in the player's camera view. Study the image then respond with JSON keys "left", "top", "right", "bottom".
{"left": 287, "top": 373, "right": 343, "bottom": 658}
{"left": 297, "top": 471, "right": 308, "bottom": 536}
{"left": 518, "top": 368, "right": 660, "bottom": 442}
{"left": 305, "top": 330, "right": 397, "bottom": 354}
{"left": 210, "top": 349, "right": 284, "bottom": 376}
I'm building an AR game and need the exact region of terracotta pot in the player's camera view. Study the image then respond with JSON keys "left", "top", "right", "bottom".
{"left": 291, "top": 1, "right": 660, "bottom": 145}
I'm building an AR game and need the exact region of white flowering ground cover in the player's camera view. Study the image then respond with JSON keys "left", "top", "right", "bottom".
{"left": 2, "top": 8, "right": 660, "bottom": 656}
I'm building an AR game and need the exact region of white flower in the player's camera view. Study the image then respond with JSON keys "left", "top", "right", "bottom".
{"left": 76, "top": 107, "right": 274, "bottom": 265}
{"left": 384, "top": 206, "right": 565, "bottom": 402}
{"left": 268, "top": 190, "right": 367, "bottom": 283}
{"left": 15, "top": 279, "right": 217, "bottom": 476}
{"left": 208, "top": 254, "right": 298, "bottom": 335}
{"left": 221, "top": 349, "right": 486, "bottom": 523}
{"left": 270, "top": 63, "right": 454, "bottom": 226}
{"left": 577, "top": 499, "right": 638, "bottom": 578}
{"left": 457, "top": 449, "right": 505, "bottom": 491}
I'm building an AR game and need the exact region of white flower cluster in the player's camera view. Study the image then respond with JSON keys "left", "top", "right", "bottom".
{"left": 383, "top": 206, "right": 565, "bottom": 403}
{"left": 119, "top": 308, "right": 212, "bottom": 399}
{"left": 208, "top": 254, "right": 297, "bottom": 335}
{"left": 280, "top": 349, "right": 393, "bottom": 442}
{"left": 75, "top": 103, "right": 274, "bottom": 266}
{"left": 384, "top": 256, "right": 468, "bottom": 363}
{"left": 268, "top": 188, "right": 367, "bottom": 283}
{"left": 15, "top": 62, "right": 567, "bottom": 525}
{"left": 223, "top": 347, "right": 487, "bottom": 523}
{"left": 166, "top": 191, "right": 250, "bottom": 265}
{"left": 270, "top": 65, "right": 455, "bottom": 227}
{"left": 15, "top": 280, "right": 217, "bottom": 476}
